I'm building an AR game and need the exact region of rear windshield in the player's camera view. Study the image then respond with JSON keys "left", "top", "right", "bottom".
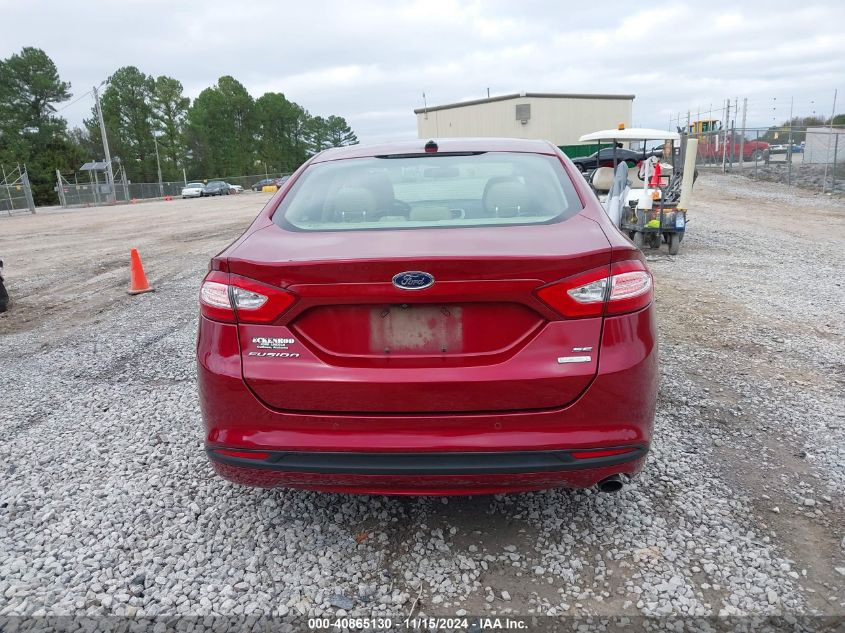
{"left": 274, "top": 152, "right": 582, "bottom": 231}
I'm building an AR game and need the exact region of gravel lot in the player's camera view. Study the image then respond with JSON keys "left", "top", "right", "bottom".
{"left": 0, "top": 177, "right": 843, "bottom": 624}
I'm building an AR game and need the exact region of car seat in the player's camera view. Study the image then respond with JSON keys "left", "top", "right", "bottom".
{"left": 323, "top": 186, "right": 377, "bottom": 222}
{"left": 590, "top": 167, "right": 615, "bottom": 194}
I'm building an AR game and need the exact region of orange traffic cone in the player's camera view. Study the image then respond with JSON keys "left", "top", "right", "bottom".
{"left": 128, "top": 248, "right": 154, "bottom": 295}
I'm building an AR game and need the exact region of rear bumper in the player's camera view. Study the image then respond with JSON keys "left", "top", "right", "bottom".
{"left": 197, "top": 306, "right": 658, "bottom": 494}
{"left": 208, "top": 445, "right": 647, "bottom": 474}
{"left": 207, "top": 447, "right": 648, "bottom": 495}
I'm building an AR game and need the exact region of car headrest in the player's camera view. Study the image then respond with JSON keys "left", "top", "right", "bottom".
{"left": 356, "top": 171, "right": 395, "bottom": 209}
{"left": 482, "top": 177, "right": 531, "bottom": 217}
{"left": 591, "top": 167, "right": 615, "bottom": 192}
{"left": 325, "top": 186, "right": 376, "bottom": 220}
{"left": 409, "top": 205, "right": 452, "bottom": 221}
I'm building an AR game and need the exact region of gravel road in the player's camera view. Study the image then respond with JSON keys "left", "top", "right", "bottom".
{"left": 0, "top": 178, "right": 843, "bottom": 625}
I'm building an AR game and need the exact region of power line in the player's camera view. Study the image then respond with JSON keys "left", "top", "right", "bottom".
{"left": 56, "top": 89, "right": 94, "bottom": 113}
{"left": 55, "top": 79, "right": 110, "bottom": 113}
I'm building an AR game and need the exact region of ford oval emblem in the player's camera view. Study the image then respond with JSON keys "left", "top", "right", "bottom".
{"left": 392, "top": 271, "right": 435, "bottom": 290}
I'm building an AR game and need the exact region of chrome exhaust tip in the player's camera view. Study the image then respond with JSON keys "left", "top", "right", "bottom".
{"left": 597, "top": 474, "right": 624, "bottom": 493}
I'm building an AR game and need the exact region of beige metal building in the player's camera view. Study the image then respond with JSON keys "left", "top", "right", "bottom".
{"left": 415, "top": 92, "right": 634, "bottom": 146}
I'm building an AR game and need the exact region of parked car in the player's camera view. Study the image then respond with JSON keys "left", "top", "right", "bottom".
{"left": 197, "top": 138, "right": 657, "bottom": 495}
{"left": 227, "top": 183, "right": 244, "bottom": 194}
{"left": 0, "top": 259, "right": 8, "bottom": 313}
{"left": 769, "top": 143, "right": 803, "bottom": 155}
{"left": 181, "top": 182, "right": 205, "bottom": 198}
{"left": 571, "top": 148, "right": 658, "bottom": 172}
{"left": 252, "top": 177, "right": 289, "bottom": 191}
{"left": 202, "top": 181, "right": 230, "bottom": 196}
{"left": 252, "top": 178, "right": 278, "bottom": 191}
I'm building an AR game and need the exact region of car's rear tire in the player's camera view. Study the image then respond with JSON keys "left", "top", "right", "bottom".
{"left": 752, "top": 149, "right": 764, "bottom": 162}
{"left": 668, "top": 232, "right": 680, "bottom": 255}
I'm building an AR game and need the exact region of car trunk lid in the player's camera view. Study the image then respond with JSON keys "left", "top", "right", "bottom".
{"left": 232, "top": 217, "right": 611, "bottom": 413}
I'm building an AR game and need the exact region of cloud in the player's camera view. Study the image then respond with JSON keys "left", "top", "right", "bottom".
{"left": 2, "top": 0, "right": 843, "bottom": 141}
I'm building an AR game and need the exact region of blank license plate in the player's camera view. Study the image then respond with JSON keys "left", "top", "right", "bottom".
{"left": 370, "top": 305, "right": 463, "bottom": 354}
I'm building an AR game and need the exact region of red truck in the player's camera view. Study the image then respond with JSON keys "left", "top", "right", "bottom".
{"left": 698, "top": 135, "right": 770, "bottom": 162}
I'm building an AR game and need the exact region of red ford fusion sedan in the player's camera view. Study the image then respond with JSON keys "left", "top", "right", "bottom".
{"left": 197, "top": 138, "right": 657, "bottom": 495}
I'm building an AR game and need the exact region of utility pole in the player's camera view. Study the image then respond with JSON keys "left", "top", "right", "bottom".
{"left": 787, "top": 96, "right": 794, "bottom": 186}
{"left": 93, "top": 84, "right": 116, "bottom": 203}
{"left": 153, "top": 133, "right": 164, "bottom": 197}
{"left": 721, "top": 99, "right": 730, "bottom": 173}
{"left": 738, "top": 98, "right": 747, "bottom": 172}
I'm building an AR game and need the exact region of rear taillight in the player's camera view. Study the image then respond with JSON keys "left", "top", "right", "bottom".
{"left": 536, "top": 260, "right": 652, "bottom": 318}
{"left": 199, "top": 271, "right": 296, "bottom": 324}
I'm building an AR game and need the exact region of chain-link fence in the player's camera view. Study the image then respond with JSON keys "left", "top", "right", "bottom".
{"left": 55, "top": 170, "right": 292, "bottom": 208}
{"left": 668, "top": 93, "right": 845, "bottom": 195}
{"left": 1, "top": 165, "right": 36, "bottom": 215}
{"left": 691, "top": 126, "right": 844, "bottom": 194}
{"left": 56, "top": 170, "right": 114, "bottom": 207}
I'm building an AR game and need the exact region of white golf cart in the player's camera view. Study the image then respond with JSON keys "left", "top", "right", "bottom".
{"left": 577, "top": 127, "right": 696, "bottom": 255}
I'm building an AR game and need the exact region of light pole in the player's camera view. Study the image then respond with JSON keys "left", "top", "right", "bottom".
{"left": 92, "top": 83, "right": 116, "bottom": 203}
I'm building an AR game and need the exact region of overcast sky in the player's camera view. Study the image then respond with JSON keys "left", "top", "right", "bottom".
{"left": 1, "top": 0, "right": 843, "bottom": 141}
